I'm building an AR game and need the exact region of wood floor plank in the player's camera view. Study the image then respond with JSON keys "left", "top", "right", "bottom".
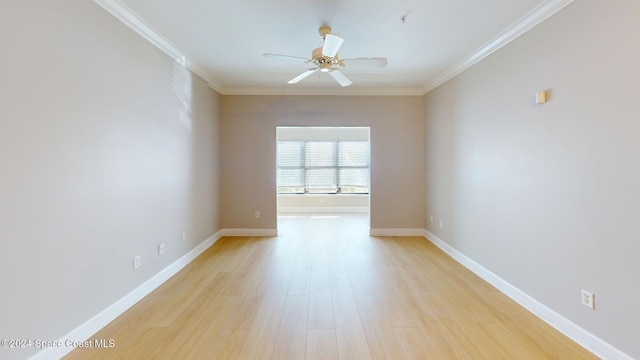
{"left": 142, "top": 266, "right": 219, "bottom": 327}
{"left": 216, "top": 237, "right": 254, "bottom": 272}
{"left": 176, "top": 296, "right": 239, "bottom": 359}
{"left": 393, "top": 327, "right": 436, "bottom": 360}
{"left": 287, "top": 259, "right": 311, "bottom": 296}
{"left": 415, "top": 317, "right": 473, "bottom": 360}
{"left": 271, "top": 296, "right": 309, "bottom": 360}
{"left": 376, "top": 271, "right": 419, "bottom": 327}
{"left": 476, "top": 322, "right": 558, "bottom": 359}
{"left": 223, "top": 292, "right": 265, "bottom": 330}
{"left": 344, "top": 253, "right": 378, "bottom": 296}
{"left": 306, "top": 329, "right": 339, "bottom": 360}
{"left": 424, "top": 318, "right": 503, "bottom": 359}
{"left": 330, "top": 272, "right": 372, "bottom": 360}
{"left": 236, "top": 292, "right": 288, "bottom": 359}
{"left": 63, "top": 214, "right": 598, "bottom": 360}
{"left": 308, "top": 269, "right": 335, "bottom": 329}
{"left": 215, "top": 329, "right": 249, "bottom": 360}
{"left": 354, "top": 295, "right": 405, "bottom": 360}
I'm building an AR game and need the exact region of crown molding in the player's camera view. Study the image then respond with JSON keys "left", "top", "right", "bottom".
{"left": 423, "top": 0, "right": 575, "bottom": 94}
{"left": 93, "top": 0, "right": 184, "bottom": 62}
{"left": 93, "top": 0, "right": 224, "bottom": 92}
{"left": 220, "top": 86, "right": 425, "bottom": 96}
{"left": 184, "top": 61, "right": 225, "bottom": 93}
{"left": 94, "top": 0, "right": 574, "bottom": 97}
{"left": 207, "top": 80, "right": 226, "bottom": 95}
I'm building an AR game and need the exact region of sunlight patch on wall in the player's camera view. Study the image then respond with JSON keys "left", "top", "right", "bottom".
{"left": 172, "top": 60, "right": 192, "bottom": 131}
{"left": 137, "top": 42, "right": 192, "bottom": 131}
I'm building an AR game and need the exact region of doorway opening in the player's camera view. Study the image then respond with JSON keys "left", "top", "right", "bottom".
{"left": 276, "top": 126, "right": 370, "bottom": 232}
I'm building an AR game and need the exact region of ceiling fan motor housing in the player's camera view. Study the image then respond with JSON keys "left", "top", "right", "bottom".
{"left": 312, "top": 47, "right": 324, "bottom": 60}
{"left": 312, "top": 47, "right": 340, "bottom": 67}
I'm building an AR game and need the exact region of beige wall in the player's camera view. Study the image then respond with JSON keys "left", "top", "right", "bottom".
{"left": 0, "top": 1, "right": 221, "bottom": 359}
{"left": 424, "top": 0, "right": 640, "bottom": 357}
{"left": 221, "top": 96, "right": 425, "bottom": 231}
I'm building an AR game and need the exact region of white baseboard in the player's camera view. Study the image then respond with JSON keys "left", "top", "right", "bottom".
{"left": 277, "top": 206, "right": 369, "bottom": 213}
{"left": 370, "top": 228, "right": 425, "bottom": 237}
{"left": 221, "top": 228, "right": 278, "bottom": 237}
{"left": 423, "top": 230, "right": 633, "bottom": 360}
{"left": 29, "top": 230, "right": 223, "bottom": 360}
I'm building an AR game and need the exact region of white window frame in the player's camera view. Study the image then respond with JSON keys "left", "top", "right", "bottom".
{"left": 277, "top": 140, "right": 369, "bottom": 194}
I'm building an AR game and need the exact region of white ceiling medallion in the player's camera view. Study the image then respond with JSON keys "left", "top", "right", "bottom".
{"left": 422, "top": 0, "right": 575, "bottom": 94}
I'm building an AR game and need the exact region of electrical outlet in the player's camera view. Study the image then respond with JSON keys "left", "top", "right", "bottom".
{"left": 133, "top": 255, "right": 141, "bottom": 270}
{"left": 430, "top": 215, "right": 434, "bottom": 222}
{"left": 439, "top": 220, "right": 444, "bottom": 228}
{"left": 158, "top": 243, "right": 165, "bottom": 255}
{"left": 255, "top": 211, "right": 260, "bottom": 218}
{"left": 581, "top": 289, "right": 595, "bottom": 310}
{"left": 181, "top": 232, "right": 186, "bottom": 242}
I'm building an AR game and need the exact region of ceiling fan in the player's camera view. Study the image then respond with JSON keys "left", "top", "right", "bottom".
{"left": 264, "top": 26, "right": 388, "bottom": 87}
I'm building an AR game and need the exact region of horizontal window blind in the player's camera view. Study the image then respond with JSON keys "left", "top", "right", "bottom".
{"left": 277, "top": 140, "right": 369, "bottom": 194}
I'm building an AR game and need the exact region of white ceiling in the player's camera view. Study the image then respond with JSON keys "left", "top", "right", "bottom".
{"left": 96, "top": 0, "right": 573, "bottom": 95}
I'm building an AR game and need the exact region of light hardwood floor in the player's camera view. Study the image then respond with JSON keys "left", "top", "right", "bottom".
{"left": 65, "top": 214, "right": 597, "bottom": 359}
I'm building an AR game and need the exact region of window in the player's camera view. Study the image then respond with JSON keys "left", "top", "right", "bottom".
{"left": 277, "top": 141, "right": 369, "bottom": 194}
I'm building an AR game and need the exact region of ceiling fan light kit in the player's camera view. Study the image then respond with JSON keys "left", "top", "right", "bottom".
{"left": 264, "top": 26, "right": 388, "bottom": 87}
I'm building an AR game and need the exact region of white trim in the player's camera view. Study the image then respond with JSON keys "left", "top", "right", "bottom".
{"left": 207, "top": 79, "right": 226, "bottom": 95}
{"left": 423, "top": 0, "right": 575, "bottom": 93}
{"left": 92, "top": 0, "right": 223, "bottom": 92}
{"left": 220, "top": 87, "right": 425, "bottom": 96}
{"left": 423, "top": 230, "right": 634, "bottom": 360}
{"left": 278, "top": 206, "right": 369, "bottom": 214}
{"left": 29, "top": 230, "right": 223, "bottom": 360}
{"left": 221, "top": 228, "right": 278, "bottom": 237}
{"left": 185, "top": 61, "right": 223, "bottom": 93}
{"left": 370, "top": 228, "right": 425, "bottom": 237}
{"left": 93, "top": 0, "right": 184, "bottom": 62}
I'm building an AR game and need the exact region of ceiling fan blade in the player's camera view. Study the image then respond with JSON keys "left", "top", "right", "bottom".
{"left": 329, "top": 69, "right": 352, "bottom": 87}
{"left": 264, "top": 53, "right": 310, "bottom": 62}
{"left": 341, "top": 57, "right": 388, "bottom": 68}
{"left": 322, "top": 34, "right": 344, "bottom": 58}
{"left": 287, "top": 69, "right": 318, "bottom": 84}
